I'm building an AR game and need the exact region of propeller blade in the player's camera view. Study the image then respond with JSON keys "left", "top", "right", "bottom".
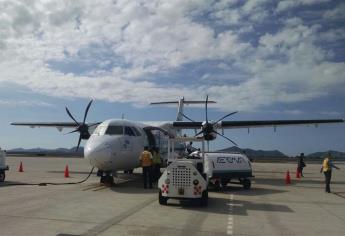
{"left": 214, "top": 130, "right": 238, "bottom": 146}
{"left": 66, "top": 107, "right": 79, "bottom": 125}
{"left": 207, "top": 140, "right": 209, "bottom": 152}
{"left": 179, "top": 112, "right": 195, "bottom": 122}
{"left": 205, "top": 95, "right": 208, "bottom": 123}
{"left": 64, "top": 129, "right": 79, "bottom": 135}
{"left": 83, "top": 100, "right": 93, "bottom": 123}
{"left": 213, "top": 111, "right": 238, "bottom": 125}
{"left": 76, "top": 135, "right": 82, "bottom": 151}
{"left": 195, "top": 130, "right": 203, "bottom": 137}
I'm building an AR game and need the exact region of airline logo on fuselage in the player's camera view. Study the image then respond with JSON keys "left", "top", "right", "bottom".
{"left": 217, "top": 156, "right": 243, "bottom": 164}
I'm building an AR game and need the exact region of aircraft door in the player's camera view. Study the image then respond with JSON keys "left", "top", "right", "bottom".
{"left": 143, "top": 129, "right": 156, "bottom": 149}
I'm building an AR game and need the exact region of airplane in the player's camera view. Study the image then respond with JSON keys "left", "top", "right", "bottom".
{"left": 11, "top": 96, "right": 344, "bottom": 185}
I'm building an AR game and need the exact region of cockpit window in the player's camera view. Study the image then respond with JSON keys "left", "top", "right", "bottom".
{"left": 105, "top": 126, "right": 123, "bottom": 135}
{"left": 132, "top": 127, "right": 142, "bottom": 136}
{"left": 93, "top": 125, "right": 107, "bottom": 135}
{"left": 124, "top": 126, "right": 135, "bottom": 136}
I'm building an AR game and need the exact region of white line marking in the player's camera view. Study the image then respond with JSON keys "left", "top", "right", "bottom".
{"left": 227, "top": 194, "right": 234, "bottom": 235}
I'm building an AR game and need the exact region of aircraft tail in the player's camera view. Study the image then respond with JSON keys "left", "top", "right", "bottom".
{"left": 150, "top": 97, "right": 216, "bottom": 121}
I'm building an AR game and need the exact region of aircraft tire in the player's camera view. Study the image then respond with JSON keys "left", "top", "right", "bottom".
{"left": 159, "top": 190, "right": 167, "bottom": 205}
{"left": 243, "top": 179, "right": 251, "bottom": 189}
{"left": 214, "top": 180, "right": 221, "bottom": 191}
{"left": 200, "top": 190, "right": 208, "bottom": 207}
{"left": 100, "top": 175, "right": 114, "bottom": 186}
{"left": 221, "top": 178, "right": 229, "bottom": 188}
{"left": 0, "top": 171, "right": 5, "bottom": 182}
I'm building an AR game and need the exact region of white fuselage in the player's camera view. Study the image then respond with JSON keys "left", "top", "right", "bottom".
{"left": 84, "top": 119, "right": 148, "bottom": 171}
{"left": 84, "top": 119, "right": 177, "bottom": 171}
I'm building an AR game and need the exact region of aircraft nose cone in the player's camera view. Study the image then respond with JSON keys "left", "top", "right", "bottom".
{"left": 84, "top": 140, "right": 112, "bottom": 169}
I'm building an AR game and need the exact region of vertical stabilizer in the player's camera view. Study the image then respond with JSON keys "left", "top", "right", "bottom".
{"left": 150, "top": 97, "right": 216, "bottom": 121}
{"left": 176, "top": 97, "right": 185, "bottom": 121}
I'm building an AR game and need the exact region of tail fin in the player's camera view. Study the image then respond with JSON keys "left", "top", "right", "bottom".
{"left": 150, "top": 97, "right": 216, "bottom": 121}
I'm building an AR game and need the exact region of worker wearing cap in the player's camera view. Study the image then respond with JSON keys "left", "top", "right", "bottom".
{"left": 320, "top": 152, "right": 340, "bottom": 193}
{"left": 139, "top": 146, "right": 153, "bottom": 189}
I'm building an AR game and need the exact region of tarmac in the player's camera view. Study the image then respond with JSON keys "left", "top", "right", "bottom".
{"left": 1, "top": 156, "right": 345, "bottom": 236}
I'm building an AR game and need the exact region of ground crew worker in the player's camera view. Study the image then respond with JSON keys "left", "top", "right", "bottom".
{"left": 139, "top": 146, "right": 153, "bottom": 189}
{"left": 297, "top": 153, "right": 306, "bottom": 177}
{"left": 320, "top": 152, "right": 340, "bottom": 193}
{"left": 152, "top": 147, "right": 162, "bottom": 181}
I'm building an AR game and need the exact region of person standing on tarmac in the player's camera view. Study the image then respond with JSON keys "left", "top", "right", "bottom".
{"left": 298, "top": 153, "right": 306, "bottom": 177}
{"left": 320, "top": 152, "right": 340, "bottom": 193}
{"left": 139, "top": 146, "right": 153, "bottom": 189}
{"left": 152, "top": 147, "right": 162, "bottom": 181}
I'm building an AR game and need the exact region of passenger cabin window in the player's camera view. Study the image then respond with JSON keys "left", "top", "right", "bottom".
{"left": 105, "top": 126, "right": 123, "bottom": 135}
{"left": 124, "top": 126, "right": 136, "bottom": 136}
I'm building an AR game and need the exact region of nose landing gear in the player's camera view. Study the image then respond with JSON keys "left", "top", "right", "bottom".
{"left": 98, "top": 170, "right": 114, "bottom": 186}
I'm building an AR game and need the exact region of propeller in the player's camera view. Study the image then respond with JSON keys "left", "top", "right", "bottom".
{"left": 180, "top": 95, "right": 238, "bottom": 146}
{"left": 65, "top": 100, "right": 94, "bottom": 150}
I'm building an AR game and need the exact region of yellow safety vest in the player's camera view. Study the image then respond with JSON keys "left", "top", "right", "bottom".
{"left": 140, "top": 151, "right": 152, "bottom": 167}
{"left": 152, "top": 152, "right": 161, "bottom": 165}
{"left": 322, "top": 158, "right": 330, "bottom": 172}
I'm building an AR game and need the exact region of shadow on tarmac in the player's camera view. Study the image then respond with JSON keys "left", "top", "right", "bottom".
{"left": 255, "top": 177, "right": 345, "bottom": 186}
{"left": 222, "top": 186, "right": 287, "bottom": 196}
{"left": 165, "top": 193, "right": 293, "bottom": 216}
{"left": 229, "top": 199, "right": 294, "bottom": 216}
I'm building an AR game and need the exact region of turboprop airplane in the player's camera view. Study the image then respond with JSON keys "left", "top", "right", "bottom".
{"left": 11, "top": 97, "right": 344, "bottom": 185}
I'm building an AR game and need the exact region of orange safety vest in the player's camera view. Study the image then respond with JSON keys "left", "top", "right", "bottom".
{"left": 140, "top": 151, "right": 152, "bottom": 167}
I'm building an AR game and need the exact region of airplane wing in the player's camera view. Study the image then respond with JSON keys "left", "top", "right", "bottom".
{"left": 11, "top": 122, "right": 101, "bottom": 131}
{"left": 173, "top": 119, "right": 344, "bottom": 129}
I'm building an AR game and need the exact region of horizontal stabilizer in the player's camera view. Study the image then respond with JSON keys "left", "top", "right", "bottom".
{"left": 150, "top": 100, "right": 216, "bottom": 105}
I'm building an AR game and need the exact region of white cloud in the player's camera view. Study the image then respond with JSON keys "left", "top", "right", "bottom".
{"left": 0, "top": 99, "right": 53, "bottom": 107}
{"left": 211, "top": 0, "right": 270, "bottom": 26}
{"left": 0, "top": 0, "right": 344, "bottom": 113}
{"left": 323, "top": 3, "right": 345, "bottom": 20}
{"left": 276, "top": 0, "right": 331, "bottom": 12}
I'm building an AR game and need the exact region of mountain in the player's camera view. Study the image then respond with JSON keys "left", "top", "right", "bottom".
{"left": 217, "top": 147, "right": 345, "bottom": 160}
{"left": 6, "top": 147, "right": 84, "bottom": 157}
{"left": 217, "top": 146, "right": 288, "bottom": 159}
{"left": 307, "top": 150, "right": 345, "bottom": 159}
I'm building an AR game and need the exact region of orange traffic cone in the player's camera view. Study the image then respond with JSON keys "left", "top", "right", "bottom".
{"left": 18, "top": 161, "right": 24, "bottom": 172}
{"left": 296, "top": 168, "right": 301, "bottom": 179}
{"left": 64, "top": 165, "right": 70, "bottom": 178}
{"left": 285, "top": 170, "right": 291, "bottom": 184}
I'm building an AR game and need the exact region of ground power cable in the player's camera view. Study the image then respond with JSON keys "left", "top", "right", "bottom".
{"left": 1, "top": 167, "right": 95, "bottom": 187}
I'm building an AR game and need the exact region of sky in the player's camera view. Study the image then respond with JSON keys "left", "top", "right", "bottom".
{"left": 0, "top": 0, "right": 344, "bottom": 156}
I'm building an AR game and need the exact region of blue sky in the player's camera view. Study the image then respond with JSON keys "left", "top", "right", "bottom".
{"left": 0, "top": 0, "right": 344, "bottom": 156}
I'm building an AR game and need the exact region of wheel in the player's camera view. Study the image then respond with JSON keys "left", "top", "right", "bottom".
{"left": 200, "top": 190, "right": 208, "bottom": 207}
{"left": 124, "top": 169, "right": 133, "bottom": 174}
{"left": 97, "top": 170, "right": 103, "bottom": 177}
{"left": 159, "top": 190, "right": 167, "bottom": 205}
{"left": 243, "top": 179, "right": 251, "bottom": 189}
{"left": 221, "top": 178, "right": 229, "bottom": 188}
{"left": 0, "top": 171, "right": 5, "bottom": 182}
{"left": 100, "top": 175, "right": 114, "bottom": 186}
{"left": 214, "top": 180, "right": 221, "bottom": 191}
